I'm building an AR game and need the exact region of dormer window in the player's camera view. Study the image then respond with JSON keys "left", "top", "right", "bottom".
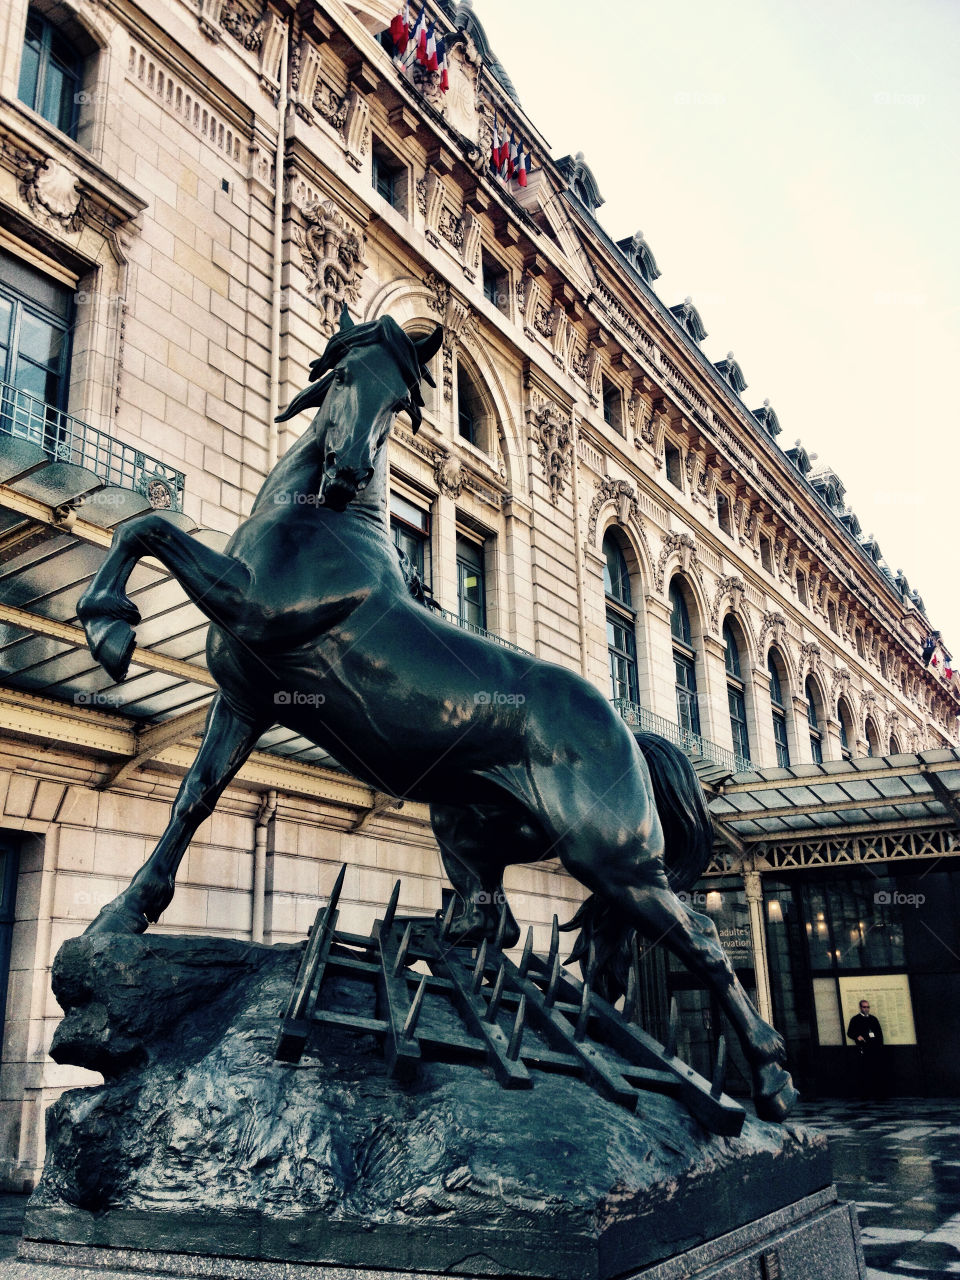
{"left": 616, "top": 231, "right": 661, "bottom": 285}
{"left": 753, "top": 400, "right": 781, "bottom": 438}
{"left": 669, "top": 297, "right": 707, "bottom": 344}
{"left": 19, "top": 9, "right": 84, "bottom": 140}
{"left": 714, "top": 352, "right": 747, "bottom": 396}
{"left": 601, "top": 375, "right": 623, "bottom": 434}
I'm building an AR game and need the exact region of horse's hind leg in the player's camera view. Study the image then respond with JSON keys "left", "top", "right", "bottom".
{"left": 621, "top": 882, "right": 797, "bottom": 1120}
{"left": 86, "top": 694, "right": 264, "bottom": 935}
{"left": 431, "top": 800, "right": 549, "bottom": 947}
{"left": 78, "top": 514, "right": 251, "bottom": 681}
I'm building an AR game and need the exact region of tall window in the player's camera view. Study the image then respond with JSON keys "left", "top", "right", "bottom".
{"left": 457, "top": 364, "right": 486, "bottom": 451}
{"left": 837, "top": 697, "right": 854, "bottom": 761}
{"left": 723, "top": 621, "right": 750, "bottom": 764}
{"left": 18, "top": 9, "right": 83, "bottom": 139}
{"left": 806, "top": 678, "right": 823, "bottom": 764}
{"left": 482, "top": 254, "right": 508, "bottom": 314}
{"left": 0, "top": 250, "right": 73, "bottom": 444}
{"left": 456, "top": 534, "right": 485, "bottom": 631}
{"left": 390, "top": 492, "right": 431, "bottom": 588}
{"left": 372, "top": 141, "right": 407, "bottom": 214}
{"left": 865, "top": 717, "right": 881, "bottom": 757}
{"left": 601, "top": 376, "right": 623, "bottom": 433}
{"left": 670, "top": 581, "right": 700, "bottom": 738}
{"left": 604, "top": 532, "right": 638, "bottom": 705}
{"left": 768, "top": 651, "right": 790, "bottom": 767}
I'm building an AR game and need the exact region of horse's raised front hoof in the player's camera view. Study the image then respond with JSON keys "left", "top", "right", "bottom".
{"left": 83, "top": 898, "right": 150, "bottom": 937}
{"left": 753, "top": 1063, "right": 800, "bottom": 1123}
{"left": 82, "top": 618, "right": 137, "bottom": 683}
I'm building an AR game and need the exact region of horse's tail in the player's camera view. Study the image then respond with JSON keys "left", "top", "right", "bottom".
{"left": 561, "top": 731, "right": 714, "bottom": 1002}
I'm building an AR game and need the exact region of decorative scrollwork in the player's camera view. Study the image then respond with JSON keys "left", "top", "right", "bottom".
{"left": 295, "top": 200, "right": 367, "bottom": 336}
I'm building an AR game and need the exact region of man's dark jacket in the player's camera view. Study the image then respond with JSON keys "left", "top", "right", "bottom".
{"left": 847, "top": 1012, "right": 883, "bottom": 1051}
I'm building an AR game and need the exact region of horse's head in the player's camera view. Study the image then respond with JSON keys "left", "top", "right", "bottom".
{"left": 277, "top": 311, "right": 443, "bottom": 511}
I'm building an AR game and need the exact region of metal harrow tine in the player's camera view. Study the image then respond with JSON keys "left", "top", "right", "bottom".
{"left": 402, "top": 975, "right": 428, "bottom": 1040}
{"left": 518, "top": 926, "right": 534, "bottom": 978}
{"left": 548, "top": 914, "right": 560, "bottom": 967}
{"left": 493, "top": 899, "right": 508, "bottom": 950}
{"left": 711, "top": 1034, "right": 728, "bottom": 1099}
{"left": 544, "top": 951, "right": 561, "bottom": 1008}
{"left": 624, "top": 965, "right": 637, "bottom": 1024}
{"left": 629, "top": 936, "right": 642, "bottom": 1023}
{"left": 393, "top": 921, "right": 413, "bottom": 975}
{"left": 664, "top": 996, "right": 679, "bottom": 1059}
{"left": 574, "top": 979, "right": 592, "bottom": 1042}
{"left": 484, "top": 964, "right": 506, "bottom": 1023}
{"left": 440, "top": 895, "right": 456, "bottom": 939}
{"left": 381, "top": 879, "right": 401, "bottom": 934}
{"left": 471, "top": 938, "right": 488, "bottom": 994}
{"left": 327, "top": 863, "right": 347, "bottom": 915}
{"left": 506, "top": 994, "right": 526, "bottom": 1060}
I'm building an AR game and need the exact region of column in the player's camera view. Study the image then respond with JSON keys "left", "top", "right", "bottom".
{"left": 743, "top": 867, "right": 773, "bottom": 1025}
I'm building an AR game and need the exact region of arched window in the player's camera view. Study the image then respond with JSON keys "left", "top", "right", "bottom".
{"left": 18, "top": 8, "right": 85, "bottom": 140}
{"left": 837, "top": 697, "right": 854, "bottom": 761}
{"left": 723, "top": 620, "right": 750, "bottom": 766}
{"left": 456, "top": 362, "right": 488, "bottom": 452}
{"left": 806, "top": 678, "right": 823, "bottom": 763}
{"left": 865, "top": 717, "right": 881, "bottom": 757}
{"left": 768, "top": 650, "right": 790, "bottom": 767}
{"left": 604, "top": 532, "right": 638, "bottom": 707}
{"left": 889, "top": 734, "right": 902, "bottom": 755}
{"left": 670, "top": 580, "right": 700, "bottom": 739}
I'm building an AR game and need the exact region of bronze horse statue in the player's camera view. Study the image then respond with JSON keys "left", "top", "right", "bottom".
{"left": 77, "top": 311, "right": 796, "bottom": 1121}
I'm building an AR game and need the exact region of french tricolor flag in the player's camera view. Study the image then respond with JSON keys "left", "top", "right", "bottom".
{"left": 409, "top": 4, "right": 428, "bottom": 65}
{"left": 424, "top": 22, "right": 438, "bottom": 71}
{"left": 491, "top": 113, "right": 502, "bottom": 172}
{"left": 516, "top": 142, "right": 528, "bottom": 187}
{"left": 389, "top": 3, "right": 409, "bottom": 57}
{"left": 437, "top": 35, "right": 449, "bottom": 91}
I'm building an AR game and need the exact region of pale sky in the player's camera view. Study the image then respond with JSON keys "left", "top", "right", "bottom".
{"left": 474, "top": 0, "right": 960, "bottom": 656}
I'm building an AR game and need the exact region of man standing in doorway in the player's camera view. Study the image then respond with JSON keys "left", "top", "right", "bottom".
{"left": 847, "top": 999, "right": 885, "bottom": 1099}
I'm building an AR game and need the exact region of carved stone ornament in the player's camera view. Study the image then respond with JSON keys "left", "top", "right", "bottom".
{"left": 797, "top": 641, "right": 822, "bottom": 684}
{"left": 295, "top": 200, "right": 367, "bottom": 336}
{"left": 655, "top": 531, "right": 700, "bottom": 594}
{"left": 424, "top": 271, "right": 449, "bottom": 317}
{"left": 709, "top": 575, "right": 747, "bottom": 631}
{"left": 434, "top": 449, "right": 463, "bottom": 498}
{"left": 23, "top": 157, "right": 84, "bottom": 231}
{"left": 531, "top": 403, "right": 573, "bottom": 504}
{"left": 758, "top": 610, "right": 788, "bottom": 655}
{"left": 219, "top": 0, "right": 265, "bottom": 50}
{"left": 586, "top": 478, "right": 655, "bottom": 578}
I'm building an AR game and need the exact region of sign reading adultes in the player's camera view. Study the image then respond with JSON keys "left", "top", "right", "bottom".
{"left": 838, "top": 974, "right": 917, "bottom": 1046}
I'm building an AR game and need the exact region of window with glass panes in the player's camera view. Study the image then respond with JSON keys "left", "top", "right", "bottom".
{"left": 18, "top": 9, "right": 83, "bottom": 139}
{"left": 389, "top": 492, "right": 431, "bottom": 588}
{"left": 806, "top": 678, "right": 823, "bottom": 763}
{"left": 670, "top": 582, "right": 700, "bottom": 737}
{"left": 768, "top": 651, "right": 790, "bottom": 766}
{"left": 456, "top": 534, "right": 485, "bottom": 631}
{"left": 838, "top": 699, "right": 853, "bottom": 760}
{"left": 723, "top": 621, "right": 750, "bottom": 764}
{"left": 0, "top": 251, "right": 72, "bottom": 445}
{"left": 603, "top": 533, "right": 638, "bottom": 705}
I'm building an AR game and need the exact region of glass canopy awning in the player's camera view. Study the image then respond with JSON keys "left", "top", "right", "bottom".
{"left": 709, "top": 752, "right": 960, "bottom": 847}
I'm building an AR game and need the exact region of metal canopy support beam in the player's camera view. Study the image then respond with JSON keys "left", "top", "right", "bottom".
{"left": 0, "top": 601, "right": 217, "bottom": 688}
{"left": 923, "top": 770, "right": 960, "bottom": 827}
{"left": 99, "top": 704, "right": 212, "bottom": 790}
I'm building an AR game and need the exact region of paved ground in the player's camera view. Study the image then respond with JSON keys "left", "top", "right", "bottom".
{"left": 0, "top": 1099, "right": 957, "bottom": 1277}
{"left": 793, "top": 1097, "right": 960, "bottom": 1278}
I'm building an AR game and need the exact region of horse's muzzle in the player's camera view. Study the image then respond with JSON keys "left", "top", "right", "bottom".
{"left": 320, "top": 467, "right": 373, "bottom": 511}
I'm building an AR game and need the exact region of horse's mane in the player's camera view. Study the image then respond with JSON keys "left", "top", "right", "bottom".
{"left": 276, "top": 315, "right": 436, "bottom": 430}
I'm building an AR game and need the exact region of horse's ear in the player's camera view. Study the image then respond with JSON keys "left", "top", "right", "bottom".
{"left": 414, "top": 326, "right": 443, "bottom": 383}
{"left": 275, "top": 370, "right": 336, "bottom": 422}
{"left": 339, "top": 306, "right": 356, "bottom": 333}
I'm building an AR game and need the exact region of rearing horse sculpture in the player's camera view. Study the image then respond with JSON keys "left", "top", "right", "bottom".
{"left": 77, "top": 311, "right": 797, "bottom": 1122}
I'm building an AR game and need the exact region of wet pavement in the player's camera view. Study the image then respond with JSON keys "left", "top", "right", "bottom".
{"left": 794, "top": 1097, "right": 960, "bottom": 1278}
{"left": 0, "top": 1099, "right": 956, "bottom": 1276}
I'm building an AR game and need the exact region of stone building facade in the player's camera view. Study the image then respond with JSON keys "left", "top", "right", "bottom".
{"left": 0, "top": 0, "right": 956, "bottom": 1184}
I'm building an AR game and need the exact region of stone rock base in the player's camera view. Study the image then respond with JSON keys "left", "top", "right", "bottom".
{"left": 18, "top": 1187, "right": 864, "bottom": 1279}
{"left": 25, "top": 933, "right": 842, "bottom": 1280}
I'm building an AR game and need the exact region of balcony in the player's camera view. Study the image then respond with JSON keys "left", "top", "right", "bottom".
{"left": 614, "top": 699, "right": 754, "bottom": 782}
{"left": 434, "top": 605, "right": 532, "bottom": 656}
{"left": 0, "top": 381, "right": 185, "bottom": 512}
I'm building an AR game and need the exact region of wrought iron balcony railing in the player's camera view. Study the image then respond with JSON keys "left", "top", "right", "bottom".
{"left": 434, "top": 605, "right": 532, "bottom": 656}
{"left": 614, "top": 699, "right": 754, "bottom": 777}
{"left": 0, "top": 381, "right": 185, "bottom": 512}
